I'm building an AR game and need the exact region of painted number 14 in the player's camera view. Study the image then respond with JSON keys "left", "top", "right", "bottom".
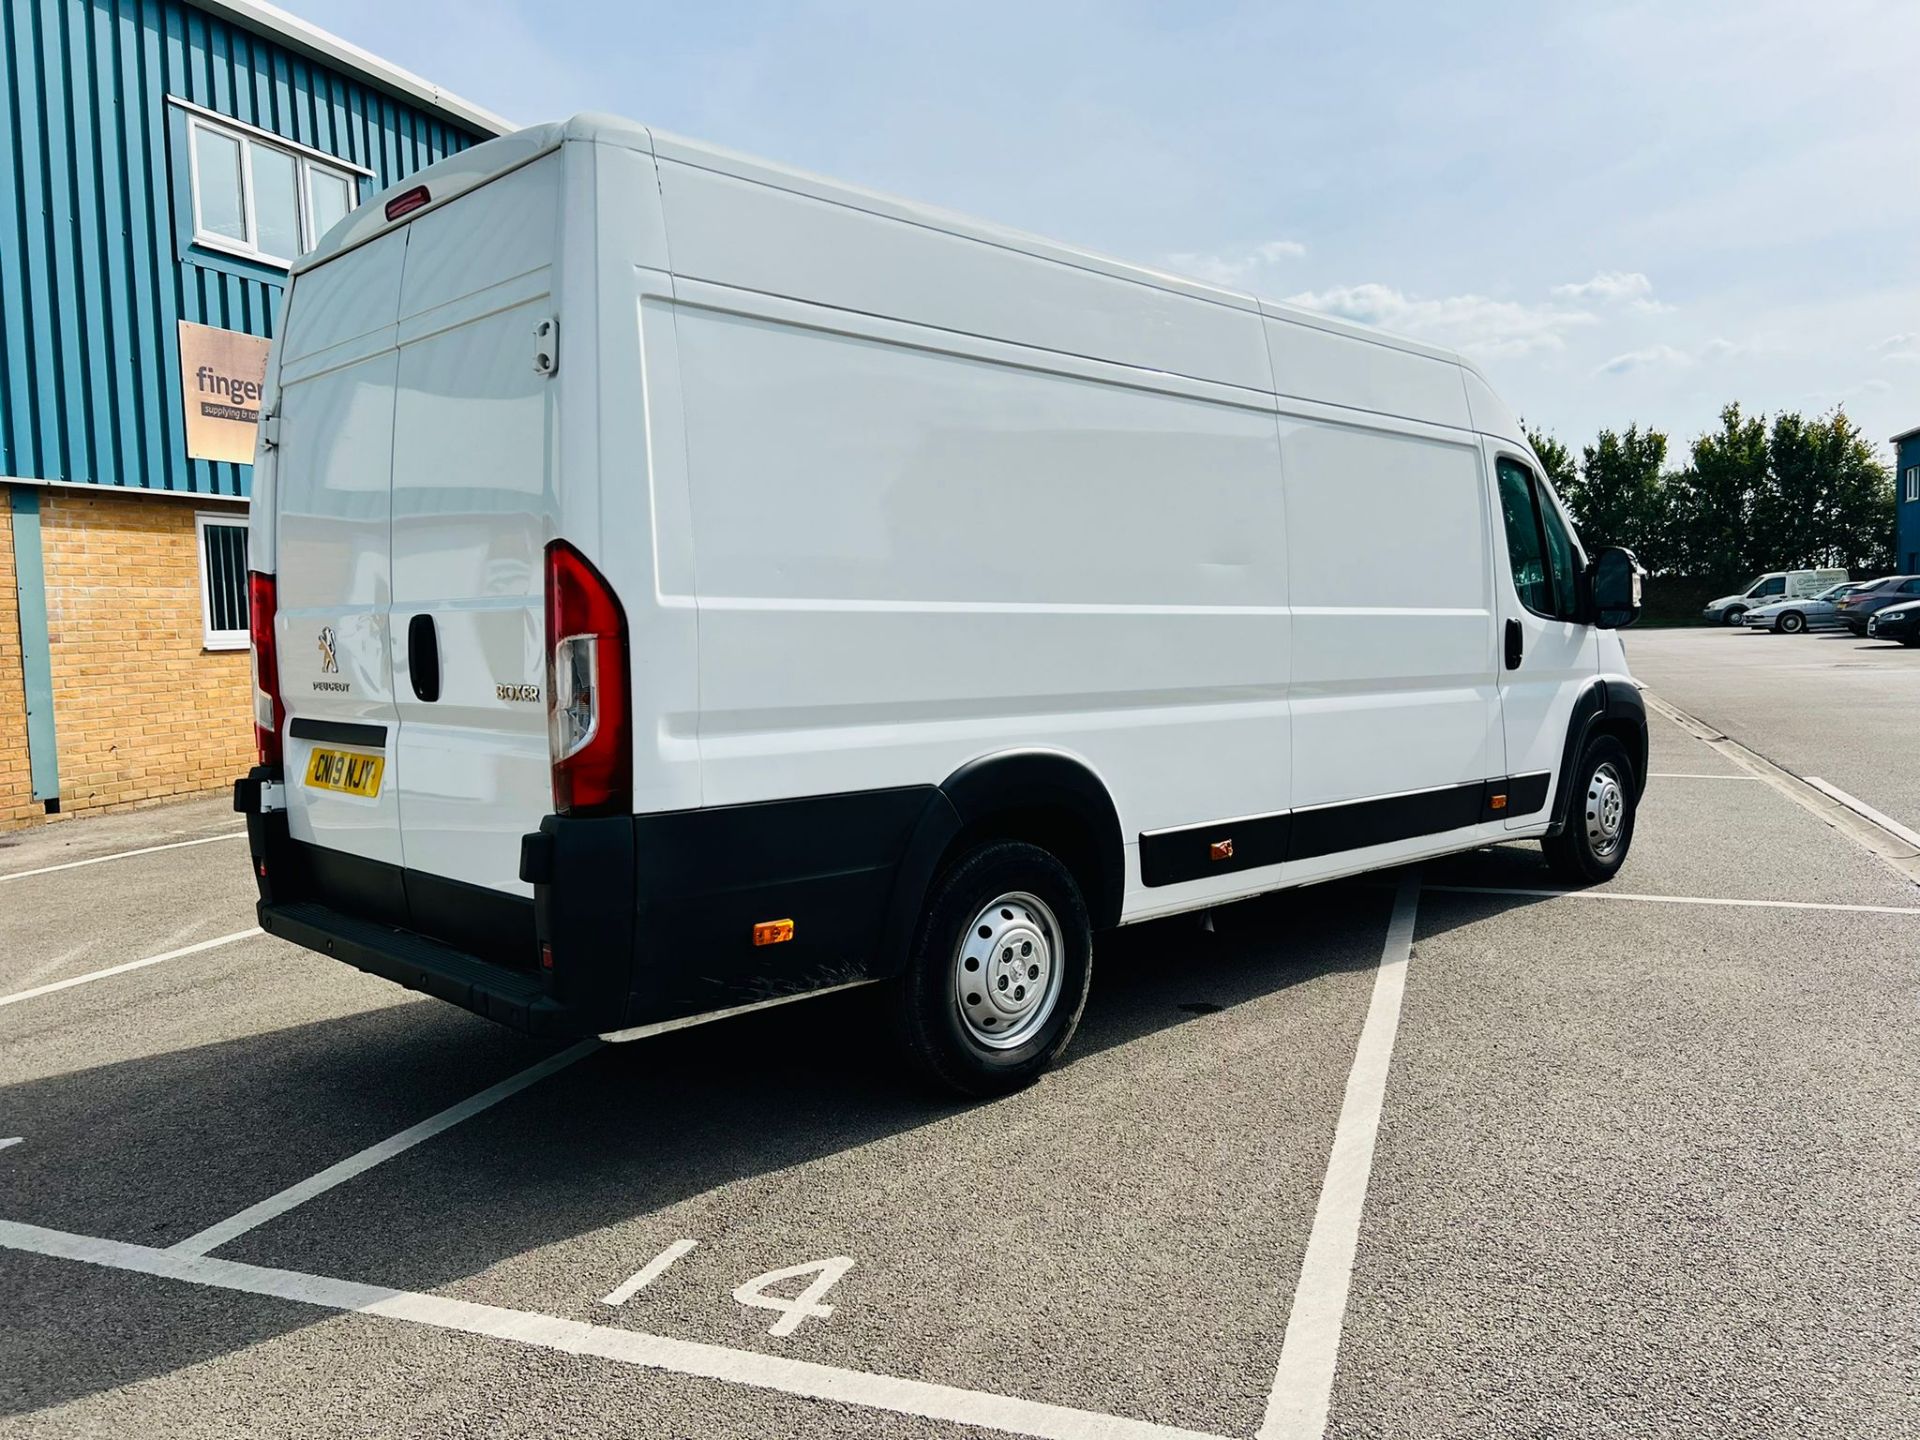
{"left": 600, "top": 1239, "right": 855, "bottom": 1338}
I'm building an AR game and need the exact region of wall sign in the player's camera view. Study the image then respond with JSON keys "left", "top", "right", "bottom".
{"left": 178, "top": 320, "right": 271, "bottom": 464}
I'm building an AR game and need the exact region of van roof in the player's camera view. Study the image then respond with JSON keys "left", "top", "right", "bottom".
{"left": 307, "top": 111, "right": 1476, "bottom": 377}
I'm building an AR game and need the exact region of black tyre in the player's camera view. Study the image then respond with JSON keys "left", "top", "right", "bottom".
{"left": 1542, "top": 736, "right": 1638, "bottom": 885}
{"left": 1722, "top": 606, "right": 1747, "bottom": 627}
{"left": 1778, "top": 610, "right": 1806, "bottom": 634}
{"left": 892, "top": 840, "right": 1092, "bottom": 1097}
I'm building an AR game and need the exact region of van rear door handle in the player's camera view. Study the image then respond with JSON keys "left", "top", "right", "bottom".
{"left": 1504, "top": 618, "right": 1523, "bottom": 670}
{"left": 408, "top": 613, "right": 441, "bottom": 702}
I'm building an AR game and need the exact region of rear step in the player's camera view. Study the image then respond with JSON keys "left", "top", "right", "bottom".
{"left": 260, "top": 900, "right": 567, "bottom": 1035}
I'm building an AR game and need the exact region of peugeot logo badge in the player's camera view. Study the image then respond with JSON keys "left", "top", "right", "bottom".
{"left": 317, "top": 625, "right": 338, "bottom": 674}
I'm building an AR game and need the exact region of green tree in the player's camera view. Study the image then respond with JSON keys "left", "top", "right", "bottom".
{"left": 1672, "top": 403, "right": 1768, "bottom": 578}
{"left": 1565, "top": 424, "right": 1669, "bottom": 568}
{"left": 1810, "top": 409, "right": 1894, "bottom": 572}
{"left": 1524, "top": 425, "right": 1577, "bottom": 497}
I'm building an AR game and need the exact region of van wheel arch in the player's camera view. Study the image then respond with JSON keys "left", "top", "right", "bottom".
{"left": 877, "top": 751, "right": 1124, "bottom": 975}
{"left": 1547, "top": 680, "right": 1648, "bottom": 836}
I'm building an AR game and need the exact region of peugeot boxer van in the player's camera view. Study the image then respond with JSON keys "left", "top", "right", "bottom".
{"left": 235, "top": 114, "right": 1648, "bottom": 1094}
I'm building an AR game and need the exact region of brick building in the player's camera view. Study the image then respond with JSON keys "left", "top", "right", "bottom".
{"left": 1, "top": 0, "right": 503, "bottom": 829}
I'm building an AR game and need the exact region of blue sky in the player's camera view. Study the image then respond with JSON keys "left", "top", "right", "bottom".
{"left": 306, "top": 0, "right": 1919, "bottom": 465}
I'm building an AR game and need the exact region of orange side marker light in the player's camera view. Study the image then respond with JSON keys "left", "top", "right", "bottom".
{"left": 753, "top": 919, "right": 795, "bottom": 947}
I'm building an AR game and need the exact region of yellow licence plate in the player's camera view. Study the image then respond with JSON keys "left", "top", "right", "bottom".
{"left": 305, "top": 747, "right": 385, "bottom": 798}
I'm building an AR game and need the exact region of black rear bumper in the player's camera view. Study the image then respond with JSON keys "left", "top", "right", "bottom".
{"left": 236, "top": 768, "right": 627, "bottom": 1038}
{"left": 235, "top": 768, "right": 943, "bottom": 1039}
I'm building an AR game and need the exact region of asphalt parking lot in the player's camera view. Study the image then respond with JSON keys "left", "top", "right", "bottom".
{"left": 1627, "top": 625, "right": 1920, "bottom": 837}
{"left": 4, "top": 657, "right": 1918, "bottom": 1438}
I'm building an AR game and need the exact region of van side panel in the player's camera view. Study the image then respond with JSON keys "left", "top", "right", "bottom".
{"left": 1280, "top": 417, "right": 1501, "bottom": 814}
{"left": 668, "top": 290, "right": 1292, "bottom": 904}
{"left": 582, "top": 141, "right": 702, "bottom": 818}
{"left": 654, "top": 158, "right": 1272, "bottom": 394}
{"left": 1264, "top": 314, "right": 1473, "bottom": 430}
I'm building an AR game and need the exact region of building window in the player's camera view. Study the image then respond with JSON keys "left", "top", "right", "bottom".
{"left": 1906, "top": 466, "right": 1919, "bottom": 503}
{"left": 197, "top": 514, "right": 251, "bottom": 650}
{"left": 187, "top": 113, "right": 359, "bottom": 267}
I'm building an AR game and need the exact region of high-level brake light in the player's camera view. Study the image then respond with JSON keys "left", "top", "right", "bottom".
{"left": 384, "top": 185, "right": 430, "bottom": 221}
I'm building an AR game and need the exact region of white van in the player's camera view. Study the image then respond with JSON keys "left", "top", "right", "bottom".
{"left": 1702, "top": 568, "right": 1848, "bottom": 626}
{"left": 235, "top": 114, "right": 1648, "bottom": 1094}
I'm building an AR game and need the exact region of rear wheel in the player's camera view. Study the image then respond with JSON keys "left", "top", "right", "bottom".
{"left": 1778, "top": 610, "right": 1806, "bottom": 634}
{"left": 1543, "top": 736, "right": 1637, "bottom": 885}
{"left": 892, "top": 840, "right": 1092, "bottom": 1096}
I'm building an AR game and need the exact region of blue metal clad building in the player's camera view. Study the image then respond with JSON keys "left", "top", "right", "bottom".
{"left": 1, "top": 1, "right": 505, "bottom": 825}
{"left": 0, "top": 0, "right": 503, "bottom": 498}
{"left": 1895, "top": 427, "right": 1920, "bottom": 574}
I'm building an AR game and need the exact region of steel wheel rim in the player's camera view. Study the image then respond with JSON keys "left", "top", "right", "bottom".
{"left": 1586, "top": 762, "right": 1627, "bottom": 859}
{"left": 1782, "top": 613, "right": 1803, "bottom": 633}
{"left": 953, "top": 891, "right": 1063, "bottom": 1050}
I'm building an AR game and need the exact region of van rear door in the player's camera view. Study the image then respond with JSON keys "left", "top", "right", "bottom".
{"left": 273, "top": 231, "right": 409, "bottom": 900}
{"left": 386, "top": 157, "right": 563, "bottom": 902}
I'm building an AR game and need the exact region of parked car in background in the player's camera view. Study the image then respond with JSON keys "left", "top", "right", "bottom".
{"left": 1836, "top": 576, "right": 1920, "bottom": 634}
{"left": 1701, "top": 568, "right": 1849, "bottom": 626}
{"left": 1742, "top": 582, "right": 1859, "bottom": 633}
{"left": 1866, "top": 598, "right": 1920, "bottom": 646}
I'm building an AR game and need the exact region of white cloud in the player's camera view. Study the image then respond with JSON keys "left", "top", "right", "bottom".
{"left": 1164, "top": 238, "right": 1307, "bottom": 287}
{"left": 1552, "top": 270, "right": 1673, "bottom": 314}
{"left": 1596, "top": 337, "right": 1746, "bottom": 375}
{"left": 1870, "top": 332, "right": 1920, "bottom": 363}
{"left": 1596, "top": 344, "right": 1692, "bottom": 375}
{"left": 1283, "top": 282, "right": 1597, "bottom": 358}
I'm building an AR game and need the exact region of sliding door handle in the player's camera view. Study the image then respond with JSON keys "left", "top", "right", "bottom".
{"left": 1504, "top": 618, "right": 1524, "bottom": 671}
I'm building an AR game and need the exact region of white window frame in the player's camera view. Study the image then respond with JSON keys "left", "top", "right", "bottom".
{"left": 195, "top": 512, "right": 251, "bottom": 651}
{"left": 1905, "top": 466, "right": 1919, "bottom": 503}
{"left": 180, "top": 104, "right": 366, "bottom": 269}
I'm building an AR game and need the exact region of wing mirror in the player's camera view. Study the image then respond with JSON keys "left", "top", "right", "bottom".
{"left": 1589, "top": 546, "right": 1645, "bottom": 629}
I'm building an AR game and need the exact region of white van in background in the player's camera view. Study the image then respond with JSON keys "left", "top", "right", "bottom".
{"left": 235, "top": 114, "right": 1648, "bottom": 1094}
{"left": 1702, "top": 568, "right": 1848, "bottom": 626}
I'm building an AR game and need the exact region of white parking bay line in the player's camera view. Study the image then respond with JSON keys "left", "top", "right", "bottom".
{"left": 0, "top": 830, "right": 247, "bottom": 882}
{"left": 1647, "top": 772, "right": 1761, "bottom": 781}
{"left": 169, "top": 1038, "right": 602, "bottom": 1258}
{"left": 1258, "top": 868, "right": 1420, "bottom": 1440}
{"left": 1425, "top": 884, "right": 1920, "bottom": 917}
{"left": 0, "top": 928, "right": 263, "bottom": 1009}
{"left": 0, "top": 1220, "right": 1227, "bottom": 1440}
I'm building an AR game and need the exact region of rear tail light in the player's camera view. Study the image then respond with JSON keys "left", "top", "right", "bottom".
{"left": 544, "top": 541, "right": 631, "bottom": 816}
{"left": 248, "top": 572, "right": 283, "bottom": 767}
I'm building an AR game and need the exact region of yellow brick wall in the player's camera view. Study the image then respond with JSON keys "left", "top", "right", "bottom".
{"left": 17, "top": 489, "right": 253, "bottom": 825}
{"left": 0, "top": 490, "right": 38, "bottom": 830}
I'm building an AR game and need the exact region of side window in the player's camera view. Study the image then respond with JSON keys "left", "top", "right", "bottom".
{"left": 1754, "top": 576, "right": 1786, "bottom": 598}
{"left": 1496, "top": 459, "right": 1551, "bottom": 616}
{"left": 1497, "top": 457, "right": 1581, "bottom": 620}
{"left": 1902, "top": 578, "right": 1920, "bottom": 594}
{"left": 1534, "top": 482, "right": 1582, "bottom": 618}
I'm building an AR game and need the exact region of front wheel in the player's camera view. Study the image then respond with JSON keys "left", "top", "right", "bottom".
{"left": 1542, "top": 736, "right": 1638, "bottom": 885}
{"left": 1723, "top": 606, "right": 1748, "bottom": 627}
{"left": 1778, "top": 611, "right": 1806, "bottom": 634}
{"left": 891, "top": 840, "right": 1093, "bottom": 1097}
